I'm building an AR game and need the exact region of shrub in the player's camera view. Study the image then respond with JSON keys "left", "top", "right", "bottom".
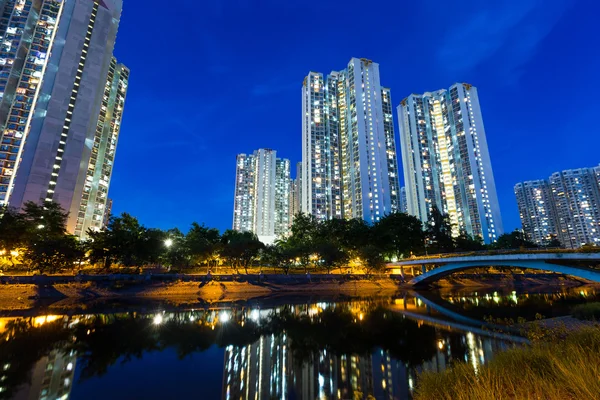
{"left": 572, "top": 302, "right": 600, "bottom": 321}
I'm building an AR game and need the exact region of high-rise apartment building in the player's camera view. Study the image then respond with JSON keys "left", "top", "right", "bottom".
{"left": 0, "top": 0, "right": 128, "bottom": 239}
{"left": 274, "top": 158, "right": 290, "bottom": 238}
{"left": 550, "top": 168, "right": 600, "bottom": 248}
{"left": 289, "top": 161, "right": 301, "bottom": 226}
{"left": 400, "top": 186, "right": 408, "bottom": 213}
{"left": 232, "top": 149, "right": 290, "bottom": 243}
{"left": 232, "top": 153, "right": 255, "bottom": 233}
{"left": 301, "top": 58, "right": 400, "bottom": 224}
{"left": 514, "top": 180, "right": 557, "bottom": 245}
{"left": 397, "top": 83, "right": 502, "bottom": 243}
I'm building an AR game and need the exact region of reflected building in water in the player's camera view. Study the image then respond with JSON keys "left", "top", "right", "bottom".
{"left": 13, "top": 350, "right": 76, "bottom": 400}
{"left": 222, "top": 324, "right": 507, "bottom": 400}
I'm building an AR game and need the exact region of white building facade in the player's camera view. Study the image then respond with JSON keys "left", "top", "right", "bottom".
{"left": 397, "top": 83, "right": 503, "bottom": 243}
{"left": 550, "top": 168, "right": 600, "bottom": 248}
{"left": 301, "top": 58, "right": 400, "bottom": 224}
{"left": 0, "top": 0, "right": 128, "bottom": 239}
{"left": 514, "top": 180, "right": 558, "bottom": 246}
{"left": 232, "top": 149, "right": 290, "bottom": 243}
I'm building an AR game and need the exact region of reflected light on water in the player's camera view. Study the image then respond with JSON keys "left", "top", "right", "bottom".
{"left": 220, "top": 311, "right": 230, "bottom": 323}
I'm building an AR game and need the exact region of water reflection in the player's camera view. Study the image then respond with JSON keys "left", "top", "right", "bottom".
{"left": 0, "top": 290, "right": 591, "bottom": 400}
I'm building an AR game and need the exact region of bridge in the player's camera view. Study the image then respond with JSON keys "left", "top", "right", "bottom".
{"left": 388, "top": 252, "right": 600, "bottom": 286}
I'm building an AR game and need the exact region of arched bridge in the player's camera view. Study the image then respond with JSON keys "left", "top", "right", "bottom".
{"left": 388, "top": 252, "right": 600, "bottom": 286}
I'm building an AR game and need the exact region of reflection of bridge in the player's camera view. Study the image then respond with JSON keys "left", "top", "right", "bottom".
{"left": 389, "top": 292, "right": 529, "bottom": 344}
{"left": 388, "top": 253, "right": 600, "bottom": 286}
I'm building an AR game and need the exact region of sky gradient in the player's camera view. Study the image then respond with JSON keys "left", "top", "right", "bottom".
{"left": 109, "top": 0, "right": 599, "bottom": 234}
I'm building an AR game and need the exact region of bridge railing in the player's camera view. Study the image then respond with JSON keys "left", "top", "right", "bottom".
{"left": 394, "top": 247, "right": 600, "bottom": 262}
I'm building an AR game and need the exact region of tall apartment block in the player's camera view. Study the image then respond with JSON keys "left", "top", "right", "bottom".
{"left": 301, "top": 58, "right": 400, "bottom": 224}
{"left": 288, "top": 161, "right": 301, "bottom": 226}
{"left": 400, "top": 186, "right": 408, "bottom": 213}
{"left": 0, "top": 0, "right": 128, "bottom": 239}
{"left": 550, "top": 168, "right": 600, "bottom": 248}
{"left": 397, "top": 83, "right": 503, "bottom": 243}
{"left": 514, "top": 180, "right": 557, "bottom": 245}
{"left": 515, "top": 166, "right": 600, "bottom": 248}
{"left": 232, "top": 149, "right": 290, "bottom": 243}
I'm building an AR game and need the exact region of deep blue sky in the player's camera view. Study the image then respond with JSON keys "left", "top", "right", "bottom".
{"left": 110, "top": 0, "right": 599, "bottom": 234}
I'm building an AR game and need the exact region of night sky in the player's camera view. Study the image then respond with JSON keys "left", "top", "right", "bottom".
{"left": 109, "top": 0, "right": 600, "bottom": 234}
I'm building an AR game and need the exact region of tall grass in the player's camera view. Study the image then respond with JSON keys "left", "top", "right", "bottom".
{"left": 414, "top": 327, "right": 600, "bottom": 400}
{"left": 572, "top": 302, "right": 600, "bottom": 321}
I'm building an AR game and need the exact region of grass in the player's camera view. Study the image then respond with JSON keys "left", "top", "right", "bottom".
{"left": 414, "top": 327, "right": 600, "bottom": 400}
{"left": 572, "top": 302, "right": 600, "bottom": 321}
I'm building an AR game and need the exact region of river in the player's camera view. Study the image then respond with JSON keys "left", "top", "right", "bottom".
{"left": 0, "top": 287, "right": 598, "bottom": 400}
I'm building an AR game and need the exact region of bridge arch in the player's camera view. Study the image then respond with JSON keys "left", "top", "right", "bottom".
{"left": 409, "top": 260, "right": 600, "bottom": 286}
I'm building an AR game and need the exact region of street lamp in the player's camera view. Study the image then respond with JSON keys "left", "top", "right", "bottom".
{"left": 164, "top": 238, "right": 173, "bottom": 248}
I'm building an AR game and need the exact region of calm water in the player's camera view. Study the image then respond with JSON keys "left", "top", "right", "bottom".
{"left": 0, "top": 287, "right": 598, "bottom": 400}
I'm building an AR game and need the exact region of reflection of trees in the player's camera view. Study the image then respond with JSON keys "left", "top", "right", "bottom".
{"left": 0, "top": 306, "right": 437, "bottom": 397}
{"left": 274, "top": 307, "right": 438, "bottom": 366}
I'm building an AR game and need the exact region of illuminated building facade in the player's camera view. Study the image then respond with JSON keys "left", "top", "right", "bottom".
{"left": 397, "top": 83, "right": 503, "bottom": 243}
{"left": 514, "top": 180, "right": 558, "bottom": 245}
{"left": 288, "top": 162, "right": 301, "bottom": 227}
{"left": 232, "top": 149, "right": 290, "bottom": 243}
{"left": 0, "top": 0, "right": 128, "bottom": 239}
{"left": 400, "top": 186, "right": 408, "bottom": 213}
{"left": 550, "top": 167, "right": 600, "bottom": 248}
{"left": 274, "top": 158, "right": 290, "bottom": 238}
{"left": 301, "top": 58, "right": 400, "bottom": 224}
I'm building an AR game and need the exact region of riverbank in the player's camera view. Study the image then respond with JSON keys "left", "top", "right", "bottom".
{"left": 0, "top": 279, "right": 401, "bottom": 311}
{"left": 0, "top": 273, "right": 594, "bottom": 312}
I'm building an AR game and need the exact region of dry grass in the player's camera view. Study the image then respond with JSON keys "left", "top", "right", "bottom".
{"left": 414, "top": 327, "right": 600, "bottom": 400}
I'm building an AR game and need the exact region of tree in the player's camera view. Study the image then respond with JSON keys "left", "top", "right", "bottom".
{"left": 315, "top": 242, "right": 348, "bottom": 274}
{"left": 17, "top": 202, "right": 81, "bottom": 273}
{"left": 358, "top": 245, "right": 386, "bottom": 275}
{"left": 545, "top": 237, "right": 562, "bottom": 249}
{"left": 454, "top": 231, "right": 486, "bottom": 252}
{"left": 0, "top": 206, "right": 28, "bottom": 267}
{"left": 374, "top": 212, "right": 424, "bottom": 260}
{"left": 425, "top": 206, "right": 454, "bottom": 254}
{"left": 493, "top": 230, "right": 537, "bottom": 250}
{"left": 186, "top": 223, "right": 221, "bottom": 269}
{"left": 261, "top": 243, "right": 296, "bottom": 274}
{"left": 23, "top": 235, "right": 83, "bottom": 273}
{"left": 220, "top": 230, "right": 264, "bottom": 274}
{"left": 161, "top": 228, "right": 189, "bottom": 269}
{"left": 21, "top": 201, "right": 69, "bottom": 238}
{"left": 87, "top": 213, "right": 160, "bottom": 269}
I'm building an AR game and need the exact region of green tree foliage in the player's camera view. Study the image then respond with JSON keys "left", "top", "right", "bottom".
{"left": 261, "top": 243, "right": 297, "bottom": 274}
{"left": 220, "top": 230, "right": 264, "bottom": 274}
{"left": 358, "top": 244, "right": 386, "bottom": 274}
{"left": 315, "top": 241, "right": 348, "bottom": 274}
{"left": 425, "top": 206, "right": 455, "bottom": 254}
{"left": 19, "top": 202, "right": 82, "bottom": 273}
{"left": 87, "top": 213, "right": 168, "bottom": 270}
{"left": 161, "top": 228, "right": 189, "bottom": 269}
{"left": 492, "top": 230, "right": 538, "bottom": 250}
{"left": 454, "top": 231, "right": 486, "bottom": 252}
{"left": 374, "top": 212, "right": 424, "bottom": 259}
{"left": 0, "top": 206, "right": 28, "bottom": 267}
{"left": 186, "top": 222, "right": 221, "bottom": 268}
